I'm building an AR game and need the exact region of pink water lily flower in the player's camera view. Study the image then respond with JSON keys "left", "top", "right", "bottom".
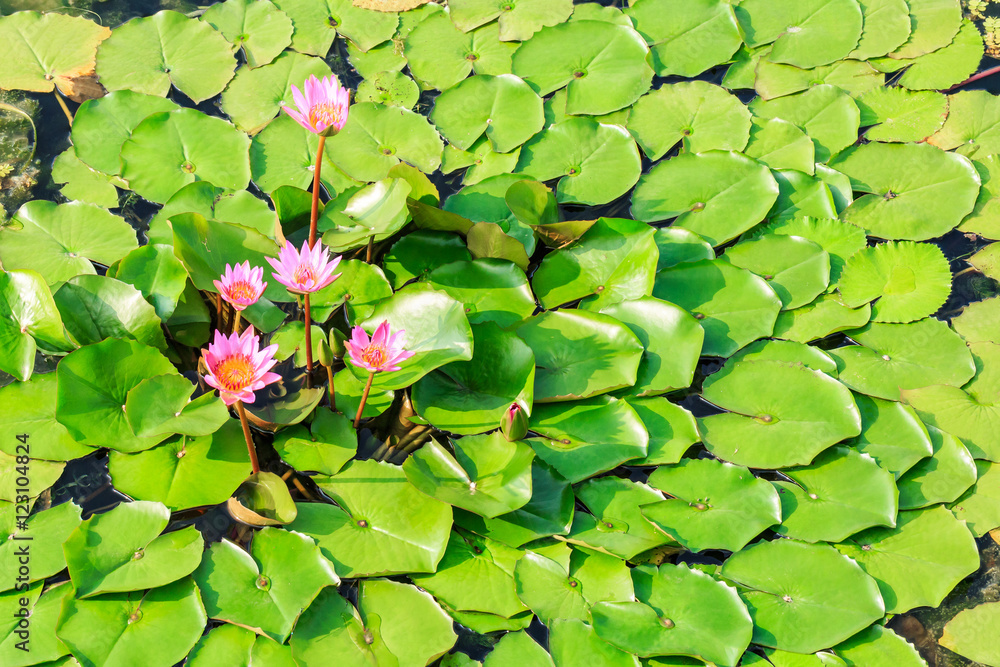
{"left": 283, "top": 74, "right": 351, "bottom": 136}
{"left": 213, "top": 261, "right": 266, "bottom": 311}
{"left": 345, "top": 321, "right": 415, "bottom": 374}
{"left": 202, "top": 326, "right": 281, "bottom": 406}
{"left": 267, "top": 240, "right": 342, "bottom": 295}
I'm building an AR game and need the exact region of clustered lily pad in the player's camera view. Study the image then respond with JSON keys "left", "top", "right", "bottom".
{"left": 0, "top": 0, "right": 998, "bottom": 665}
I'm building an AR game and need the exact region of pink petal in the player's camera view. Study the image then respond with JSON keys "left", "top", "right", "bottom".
{"left": 372, "top": 321, "right": 390, "bottom": 348}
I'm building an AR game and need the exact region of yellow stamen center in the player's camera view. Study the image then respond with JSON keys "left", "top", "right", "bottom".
{"left": 363, "top": 345, "right": 386, "bottom": 369}
{"left": 293, "top": 264, "right": 315, "bottom": 286}
{"left": 226, "top": 280, "right": 257, "bottom": 302}
{"left": 214, "top": 355, "right": 256, "bottom": 392}
{"left": 309, "top": 102, "right": 344, "bottom": 129}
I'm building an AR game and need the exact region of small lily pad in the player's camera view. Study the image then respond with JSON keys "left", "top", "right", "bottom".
{"left": 431, "top": 74, "right": 544, "bottom": 153}
{"left": 567, "top": 476, "right": 672, "bottom": 560}
{"left": 735, "top": 0, "right": 863, "bottom": 69}
{"left": 722, "top": 234, "right": 831, "bottom": 310}
{"left": 773, "top": 293, "right": 872, "bottom": 343}
{"left": 356, "top": 70, "right": 420, "bottom": 109}
{"left": 0, "top": 270, "right": 73, "bottom": 382}
{"left": 426, "top": 259, "right": 536, "bottom": 328}
{"left": 940, "top": 602, "right": 1000, "bottom": 667}
{"left": 929, "top": 89, "right": 1000, "bottom": 158}
{"left": 749, "top": 85, "right": 860, "bottom": 163}
{"left": 856, "top": 86, "right": 948, "bottom": 143}
{"left": 950, "top": 460, "right": 1000, "bottom": 537}
{"left": 450, "top": 0, "right": 574, "bottom": 41}
{"left": 624, "top": 0, "right": 743, "bottom": 77}
{"left": 848, "top": 393, "right": 933, "bottom": 478}
{"left": 834, "top": 624, "right": 927, "bottom": 667}
{"left": 896, "top": 425, "right": 976, "bottom": 509}
{"left": 754, "top": 59, "right": 883, "bottom": 100}
{"left": 744, "top": 117, "right": 816, "bottom": 173}
{"left": 54, "top": 275, "right": 167, "bottom": 351}
{"left": 221, "top": 51, "right": 332, "bottom": 134}
{"left": 201, "top": 0, "right": 293, "bottom": 68}
{"left": 272, "top": 0, "right": 398, "bottom": 55}
{"left": 404, "top": 14, "right": 516, "bottom": 91}
{"left": 357, "top": 579, "right": 458, "bottom": 666}
{"left": 0, "top": 501, "right": 80, "bottom": 592}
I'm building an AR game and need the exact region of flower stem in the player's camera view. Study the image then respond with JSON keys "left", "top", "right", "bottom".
{"left": 215, "top": 292, "right": 223, "bottom": 327}
{"left": 366, "top": 235, "right": 374, "bottom": 263}
{"left": 309, "top": 135, "right": 326, "bottom": 248}
{"left": 304, "top": 294, "right": 314, "bottom": 386}
{"left": 235, "top": 400, "right": 260, "bottom": 475}
{"left": 354, "top": 372, "right": 375, "bottom": 429}
{"left": 232, "top": 310, "right": 241, "bottom": 335}
{"left": 326, "top": 364, "right": 336, "bottom": 412}
{"left": 54, "top": 91, "right": 74, "bottom": 126}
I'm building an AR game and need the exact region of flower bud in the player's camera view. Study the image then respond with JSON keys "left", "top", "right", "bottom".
{"left": 500, "top": 403, "right": 529, "bottom": 441}
{"left": 328, "top": 328, "right": 347, "bottom": 358}
{"left": 317, "top": 338, "right": 334, "bottom": 368}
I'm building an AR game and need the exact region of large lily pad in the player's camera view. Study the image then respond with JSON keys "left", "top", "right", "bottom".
{"left": 516, "top": 309, "right": 643, "bottom": 402}
{"left": 54, "top": 275, "right": 167, "bottom": 351}
{"left": 426, "top": 259, "right": 535, "bottom": 328}
{"left": 193, "top": 527, "right": 338, "bottom": 642}
{"left": 735, "top": 0, "right": 863, "bottom": 68}
{"left": 0, "top": 374, "right": 94, "bottom": 461}
{"left": 626, "top": 397, "right": 700, "bottom": 466}
{"left": 896, "top": 424, "right": 976, "bottom": 509}
{"left": 511, "top": 20, "right": 653, "bottom": 116}
{"left": 856, "top": 86, "right": 948, "bottom": 143}
{"left": 888, "top": 0, "right": 963, "bottom": 59}
{"left": 567, "top": 476, "right": 672, "bottom": 560}
{"left": 96, "top": 10, "right": 237, "bottom": 103}
{"left": 357, "top": 579, "right": 458, "bottom": 666}
{"left": 835, "top": 506, "right": 979, "bottom": 614}
{"left": 516, "top": 117, "right": 642, "bottom": 206}
{"left": 834, "top": 624, "right": 927, "bottom": 667}
{"left": 749, "top": 85, "right": 861, "bottom": 163}
{"left": 450, "top": 0, "right": 574, "bottom": 41}
{"left": 290, "top": 459, "right": 453, "bottom": 577}
{"left": 929, "top": 89, "right": 1000, "bottom": 158}
{"left": 624, "top": 0, "right": 743, "bottom": 77}
{"left": 722, "top": 234, "right": 830, "bottom": 310}
{"left": 404, "top": 14, "right": 516, "bottom": 92}
{"left": 430, "top": 74, "right": 544, "bottom": 153}
{"left": 631, "top": 151, "right": 779, "bottom": 246}
{"left": 653, "top": 259, "right": 782, "bottom": 358}
{"left": 720, "top": 540, "right": 885, "bottom": 653}
{"left": 827, "top": 142, "right": 980, "bottom": 240}
{"left": 848, "top": 393, "right": 933, "bottom": 478}
{"left": 940, "top": 602, "right": 1000, "bottom": 667}
{"left": 698, "top": 360, "right": 862, "bottom": 468}
{"left": 271, "top": 0, "right": 398, "bottom": 54}
{"left": 643, "top": 457, "right": 781, "bottom": 553}
{"left": 201, "top": 0, "right": 294, "bottom": 68}
{"left": 0, "top": 270, "right": 72, "bottom": 382}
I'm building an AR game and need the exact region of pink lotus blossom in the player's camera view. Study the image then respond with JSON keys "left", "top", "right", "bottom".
{"left": 202, "top": 326, "right": 281, "bottom": 406}
{"left": 345, "top": 321, "right": 415, "bottom": 374}
{"left": 266, "top": 240, "right": 342, "bottom": 295}
{"left": 213, "top": 261, "right": 266, "bottom": 312}
{"left": 282, "top": 74, "right": 351, "bottom": 136}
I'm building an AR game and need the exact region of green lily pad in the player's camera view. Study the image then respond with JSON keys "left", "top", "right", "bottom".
{"left": 643, "top": 457, "right": 782, "bottom": 553}
{"left": 333, "top": 367, "right": 395, "bottom": 420}
{"left": 903, "top": 382, "right": 1000, "bottom": 461}
{"left": 0, "top": 270, "right": 72, "bottom": 382}
{"left": 517, "top": 309, "right": 643, "bottom": 402}
{"left": 356, "top": 70, "right": 420, "bottom": 109}
{"left": 549, "top": 619, "right": 641, "bottom": 667}
{"left": 318, "top": 177, "right": 411, "bottom": 251}
{"left": 827, "top": 318, "right": 976, "bottom": 401}
{"left": 111, "top": 244, "right": 188, "bottom": 321}
{"left": 55, "top": 577, "right": 207, "bottom": 667}
{"left": 309, "top": 259, "right": 392, "bottom": 324}
{"left": 164, "top": 279, "right": 211, "bottom": 346}
{"left": 450, "top": 0, "right": 573, "bottom": 41}
{"left": 848, "top": 0, "right": 912, "bottom": 59}
{"left": 953, "top": 296, "right": 1000, "bottom": 344}
{"left": 96, "top": 10, "right": 236, "bottom": 103}
{"left": 0, "top": 581, "right": 73, "bottom": 666}
{"left": 654, "top": 228, "right": 715, "bottom": 271}
{"left": 834, "top": 624, "right": 927, "bottom": 667}
{"left": 228, "top": 471, "right": 299, "bottom": 526}
{"left": 959, "top": 156, "right": 1000, "bottom": 240}
{"left": 357, "top": 579, "right": 457, "bottom": 666}
{"left": 272, "top": 410, "right": 355, "bottom": 476}
{"left": 768, "top": 169, "right": 839, "bottom": 223}
{"left": 511, "top": 20, "right": 653, "bottom": 116}
{"left": 534, "top": 217, "right": 657, "bottom": 310}
{"left": 271, "top": 0, "right": 398, "bottom": 54}
{"left": 467, "top": 222, "right": 531, "bottom": 270}
{"left": 516, "top": 117, "right": 642, "bottom": 206}
{"left": 624, "top": 0, "right": 743, "bottom": 77}
{"left": 326, "top": 102, "right": 442, "bottom": 182}
{"left": 600, "top": 297, "right": 704, "bottom": 397}
{"left": 286, "top": 588, "right": 372, "bottom": 664}
{"left": 591, "top": 563, "right": 752, "bottom": 666}
{"left": 201, "top": 0, "right": 293, "bottom": 68}
{"left": 527, "top": 397, "right": 648, "bottom": 483}
{"left": 773, "top": 293, "right": 872, "bottom": 343}
{"left": 51, "top": 148, "right": 124, "bottom": 208}
{"left": 940, "top": 602, "right": 1000, "bottom": 667}
{"left": 631, "top": 151, "right": 779, "bottom": 246}
{"left": 744, "top": 117, "right": 816, "bottom": 173}
{"left": 193, "top": 527, "right": 338, "bottom": 641}
{"left": 347, "top": 39, "right": 405, "bottom": 81}
{"left": 121, "top": 109, "right": 250, "bottom": 204}
{"left": 121, "top": 375, "right": 228, "bottom": 440}
{"left": 54, "top": 275, "right": 167, "bottom": 351}
{"left": 753, "top": 59, "right": 883, "bottom": 101}
{"left": 404, "top": 13, "right": 516, "bottom": 91}
{"left": 0, "top": 501, "right": 80, "bottom": 591}
{"left": 888, "top": 0, "right": 963, "bottom": 59}
{"left": 750, "top": 216, "right": 867, "bottom": 289}
{"left": 848, "top": 393, "right": 933, "bottom": 478}
{"left": 929, "top": 89, "right": 1000, "bottom": 158}
{"left": 2, "top": 201, "right": 138, "bottom": 288}
{"left": 403, "top": 432, "right": 534, "bottom": 519}
{"left": 108, "top": 419, "right": 253, "bottom": 510}
{"left": 699, "top": 360, "right": 862, "bottom": 468}
{"left": 857, "top": 87, "right": 948, "bottom": 143}
{"left": 0, "top": 374, "right": 94, "bottom": 461}
{"left": 626, "top": 82, "right": 751, "bottom": 159}
{"left": 442, "top": 137, "right": 522, "bottom": 186}
{"left": 722, "top": 234, "right": 830, "bottom": 310}
{"left": 383, "top": 231, "right": 469, "bottom": 288}
{"left": 426, "top": 259, "right": 535, "bottom": 328}
{"left": 720, "top": 540, "right": 885, "bottom": 653}
{"left": 221, "top": 52, "right": 332, "bottom": 134}
{"left": 837, "top": 241, "right": 952, "bottom": 323}
{"left": 64, "top": 501, "right": 203, "bottom": 597}
{"left": 950, "top": 460, "right": 1000, "bottom": 537}
{"left": 55, "top": 339, "right": 178, "bottom": 452}
{"left": 735, "top": 0, "right": 863, "bottom": 68}
{"left": 0, "top": 451, "right": 64, "bottom": 503}
{"left": 149, "top": 181, "right": 277, "bottom": 244}
{"left": 729, "top": 338, "right": 838, "bottom": 374}
{"left": 625, "top": 398, "right": 700, "bottom": 466}
{"left": 896, "top": 425, "right": 976, "bottom": 509}
{"left": 827, "top": 142, "right": 980, "bottom": 240}
{"left": 431, "top": 74, "right": 544, "bottom": 154}
{"left": 249, "top": 114, "right": 360, "bottom": 194}
{"left": 836, "top": 506, "right": 979, "bottom": 614}
{"left": 749, "top": 85, "right": 860, "bottom": 163}
{"left": 0, "top": 11, "right": 110, "bottom": 95}
{"left": 485, "top": 630, "right": 554, "bottom": 666}
{"left": 567, "top": 476, "right": 672, "bottom": 560}
{"left": 773, "top": 446, "right": 898, "bottom": 542}
{"left": 889, "top": 19, "right": 984, "bottom": 90}
{"left": 186, "top": 624, "right": 296, "bottom": 667}
{"left": 653, "top": 259, "right": 782, "bottom": 357}
{"left": 290, "top": 459, "right": 453, "bottom": 576}
{"left": 454, "top": 459, "right": 574, "bottom": 548}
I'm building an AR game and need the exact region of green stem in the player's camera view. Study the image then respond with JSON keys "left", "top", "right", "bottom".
{"left": 235, "top": 401, "right": 260, "bottom": 475}
{"left": 309, "top": 135, "right": 326, "bottom": 248}
{"left": 304, "top": 294, "right": 314, "bottom": 387}
{"left": 354, "top": 372, "right": 375, "bottom": 429}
